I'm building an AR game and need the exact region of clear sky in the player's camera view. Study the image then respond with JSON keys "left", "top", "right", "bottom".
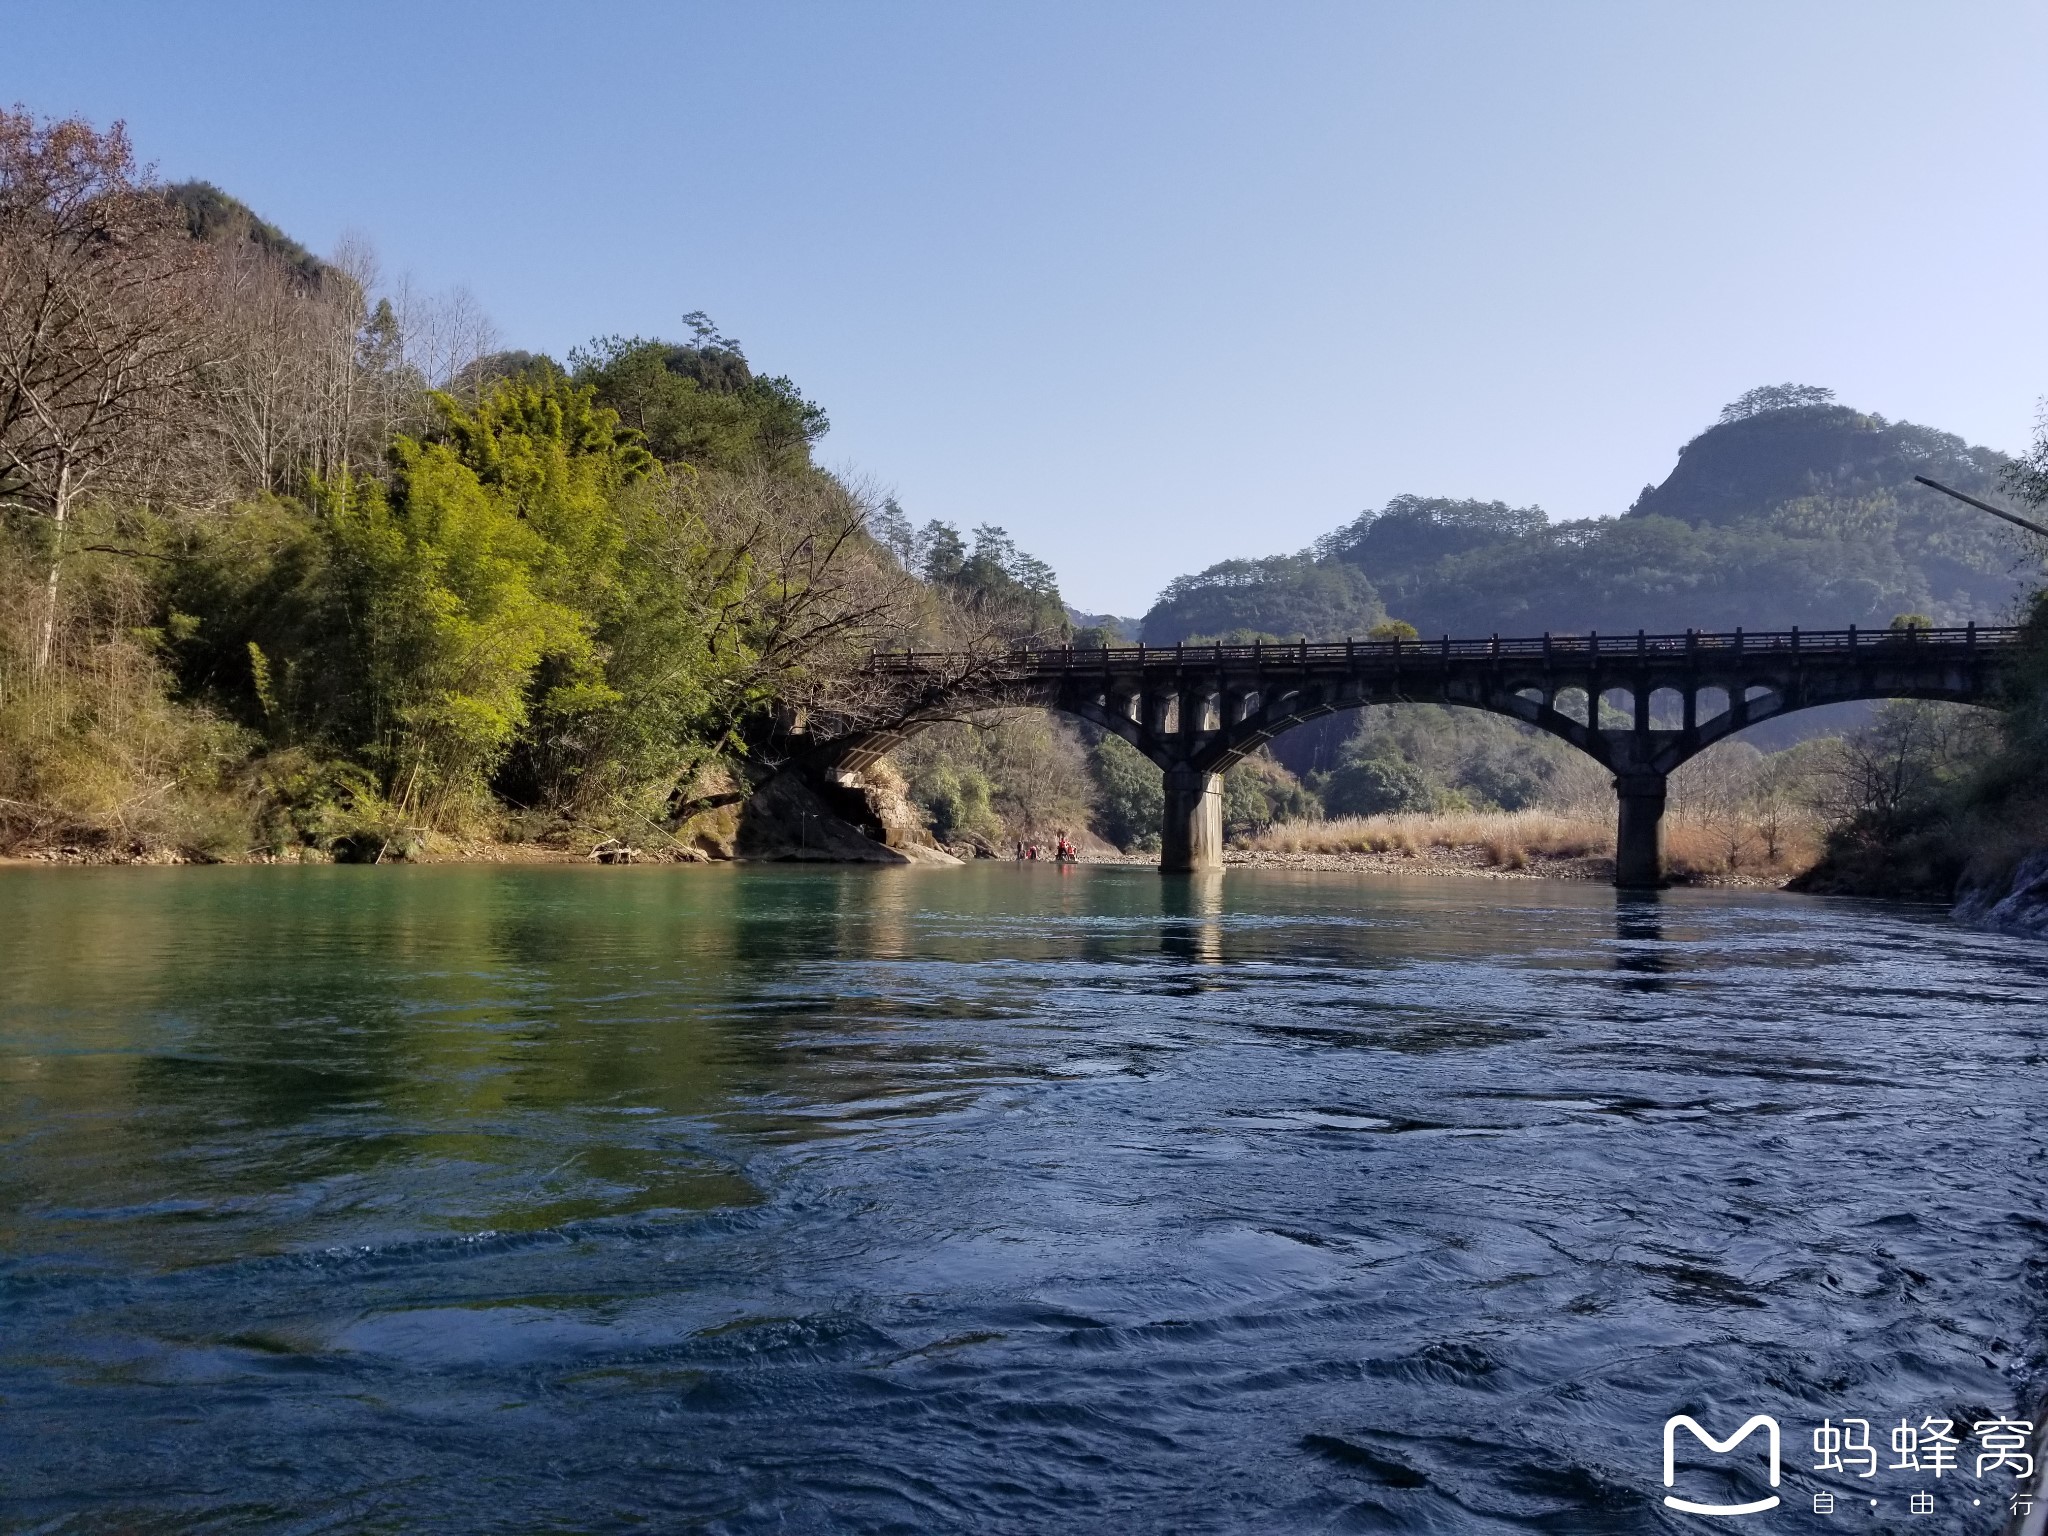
{"left": 6, "top": 2, "right": 2046, "bottom": 616}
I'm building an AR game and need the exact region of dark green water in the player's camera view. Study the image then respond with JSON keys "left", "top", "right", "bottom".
{"left": 3, "top": 864, "right": 2046, "bottom": 1533}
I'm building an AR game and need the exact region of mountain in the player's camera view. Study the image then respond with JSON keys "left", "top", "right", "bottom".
{"left": 1139, "top": 389, "right": 2029, "bottom": 646}
{"left": 165, "top": 180, "right": 330, "bottom": 288}
{"left": 1626, "top": 393, "right": 2006, "bottom": 530}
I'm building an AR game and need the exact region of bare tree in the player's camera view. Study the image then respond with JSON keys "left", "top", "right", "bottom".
{"left": 199, "top": 241, "right": 327, "bottom": 493}
{"left": 195, "top": 223, "right": 512, "bottom": 501}
{"left": 696, "top": 470, "right": 929, "bottom": 743}
{"left": 394, "top": 277, "right": 498, "bottom": 401}
{"left": 0, "top": 108, "right": 215, "bottom": 669}
{"left": 1812, "top": 701, "right": 1993, "bottom": 842}
{"left": 1750, "top": 749, "right": 1795, "bottom": 865}
{"left": 312, "top": 234, "right": 387, "bottom": 483}
{"left": 1672, "top": 740, "right": 1763, "bottom": 873}
{"left": 660, "top": 468, "right": 1047, "bottom": 780}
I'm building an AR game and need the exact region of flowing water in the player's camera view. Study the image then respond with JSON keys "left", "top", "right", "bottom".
{"left": 3, "top": 864, "right": 2048, "bottom": 1534}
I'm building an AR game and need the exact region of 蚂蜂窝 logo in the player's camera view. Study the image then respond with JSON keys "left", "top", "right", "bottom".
{"left": 1664, "top": 1414, "right": 1782, "bottom": 1515}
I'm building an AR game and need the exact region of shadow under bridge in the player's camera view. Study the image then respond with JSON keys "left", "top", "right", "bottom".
{"left": 832, "top": 625, "right": 2021, "bottom": 888}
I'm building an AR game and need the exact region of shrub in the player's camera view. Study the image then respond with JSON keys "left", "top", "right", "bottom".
{"left": 1222, "top": 750, "right": 1318, "bottom": 837}
{"left": 1318, "top": 756, "right": 1439, "bottom": 817}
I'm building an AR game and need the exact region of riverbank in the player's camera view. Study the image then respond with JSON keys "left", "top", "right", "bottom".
{"left": 0, "top": 838, "right": 596, "bottom": 867}
{"left": 1221, "top": 846, "right": 1806, "bottom": 886}
{"left": 0, "top": 835, "right": 1786, "bottom": 887}
{"left": 0, "top": 792, "right": 1813, "bottom": 890}
{"left": 1224, "top": 845, "right": 1610, "bottom": 881}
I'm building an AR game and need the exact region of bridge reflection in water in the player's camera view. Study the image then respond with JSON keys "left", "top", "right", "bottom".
{"left": 847, "top": 625, "right": 2020, "bottom": 887}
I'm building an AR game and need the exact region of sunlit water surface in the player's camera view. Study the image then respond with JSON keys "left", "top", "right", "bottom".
{"left": 3, "top": 865, "right": 2047, "bottom": 1534}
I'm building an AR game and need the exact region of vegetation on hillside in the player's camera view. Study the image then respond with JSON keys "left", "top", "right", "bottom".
{"left": 1140, "top": 555, "right": 1382, "bottom": 645}
{"left": 0, "top": 109, "right": 1057, "bottom": 860}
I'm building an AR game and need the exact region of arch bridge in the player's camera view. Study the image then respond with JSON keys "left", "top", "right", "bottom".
{"left": 834, "top": 625, "right": 2021, "bottom": 887}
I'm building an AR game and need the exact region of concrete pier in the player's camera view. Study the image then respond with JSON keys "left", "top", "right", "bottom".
{"left": 1159, "top": 769, "right": 1224, "bottom": 873}
{"left": 1612, "top": 772, "right": 1669, "bottom": 890}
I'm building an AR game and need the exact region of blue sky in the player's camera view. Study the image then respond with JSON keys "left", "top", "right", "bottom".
{"left": 6, "top": 2, "right": 2046, "bottom": 615}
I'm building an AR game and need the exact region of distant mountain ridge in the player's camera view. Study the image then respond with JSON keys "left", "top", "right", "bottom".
{"left": 1065, "top": 606, "right": 1144, "bottom": 642}
{"left": 1140, "top": 390, "right": 2027, "bottom": 644}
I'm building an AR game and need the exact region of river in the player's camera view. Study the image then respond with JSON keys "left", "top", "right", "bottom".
{"left": 2, "top": 864, "right": 2045, "bottom": 1533}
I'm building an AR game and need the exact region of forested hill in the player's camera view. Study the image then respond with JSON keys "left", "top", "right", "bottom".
{"left": 3, "top": 108, "right": 1098, "bottom": 864}
{"left": 1141, "top": 386, "right": 2029, "bottom": 643}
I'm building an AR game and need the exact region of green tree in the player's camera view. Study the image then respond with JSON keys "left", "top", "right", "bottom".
{"left": 1091, "top": 731, "right": 1163, "bottom": 850}
{"left": 911, "top": 759, "right": 1000, "bottom": 848}
{"left": 908, "top": 519, "right": 1067, "bottom": 639}
{"left": 1328, "top": 703, "right": 1571, "bottom": 812}
{"left": 322, "top": 438, "right": 593, "bottom": 821}
{"left": 437, "top": 377, "right": 751, "bottom": 814}
{"left": 243, "top": 374, "right": 670, "bottom": 825}
{"left": 1222, "top": 751, "right": 1318, "bottom": 837}
{"left": 1717, "top": 383, "right": 1836, "bottom": 423}
{"left": 571, "top": 330, "right": 827, "bottom": 472}
{"left": 1318, "top": 496, "right": 1548, "bottom": 608}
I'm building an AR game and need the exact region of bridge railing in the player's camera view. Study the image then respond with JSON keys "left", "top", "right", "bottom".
{"left": 866, "top": 625, "right": 2022, "bottom": 673}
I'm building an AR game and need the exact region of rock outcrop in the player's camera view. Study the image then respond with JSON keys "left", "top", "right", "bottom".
{"left": 1953, "top": 851, "right": 2048, "bottom": 939}
{"left": 734, "top": 770, "right": 958, "bottom": 864}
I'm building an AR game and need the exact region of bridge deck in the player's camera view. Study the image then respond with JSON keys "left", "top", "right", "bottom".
{"left": 871, "top": 625, "right": 2021, "bottom": 674}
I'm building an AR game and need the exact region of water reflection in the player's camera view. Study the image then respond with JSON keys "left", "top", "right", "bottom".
{"left": 1160, "top": 870, "right": 1226, "bottom": 965}
{"left": 1612, "top": 890, "right": 1675, "bottom": 991}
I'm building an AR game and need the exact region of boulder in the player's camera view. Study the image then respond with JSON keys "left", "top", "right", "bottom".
{"left": 1954, "top": 850, "right": 2048, "bottom": 939}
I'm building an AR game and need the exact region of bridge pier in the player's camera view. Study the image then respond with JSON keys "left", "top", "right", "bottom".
{"left": 1160, "top": 768, "right": 1224, "bottom": 873}
{"left": 1613, "top": 771, "right": 1668, "bottom": 889}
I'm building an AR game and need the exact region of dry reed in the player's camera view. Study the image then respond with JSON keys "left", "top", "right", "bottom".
{"left": 1246, "top": 809, "right": 1610, "bottom": 860}
{"left": 1242, "top": 805, "right": 1822, "bottom": 881}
